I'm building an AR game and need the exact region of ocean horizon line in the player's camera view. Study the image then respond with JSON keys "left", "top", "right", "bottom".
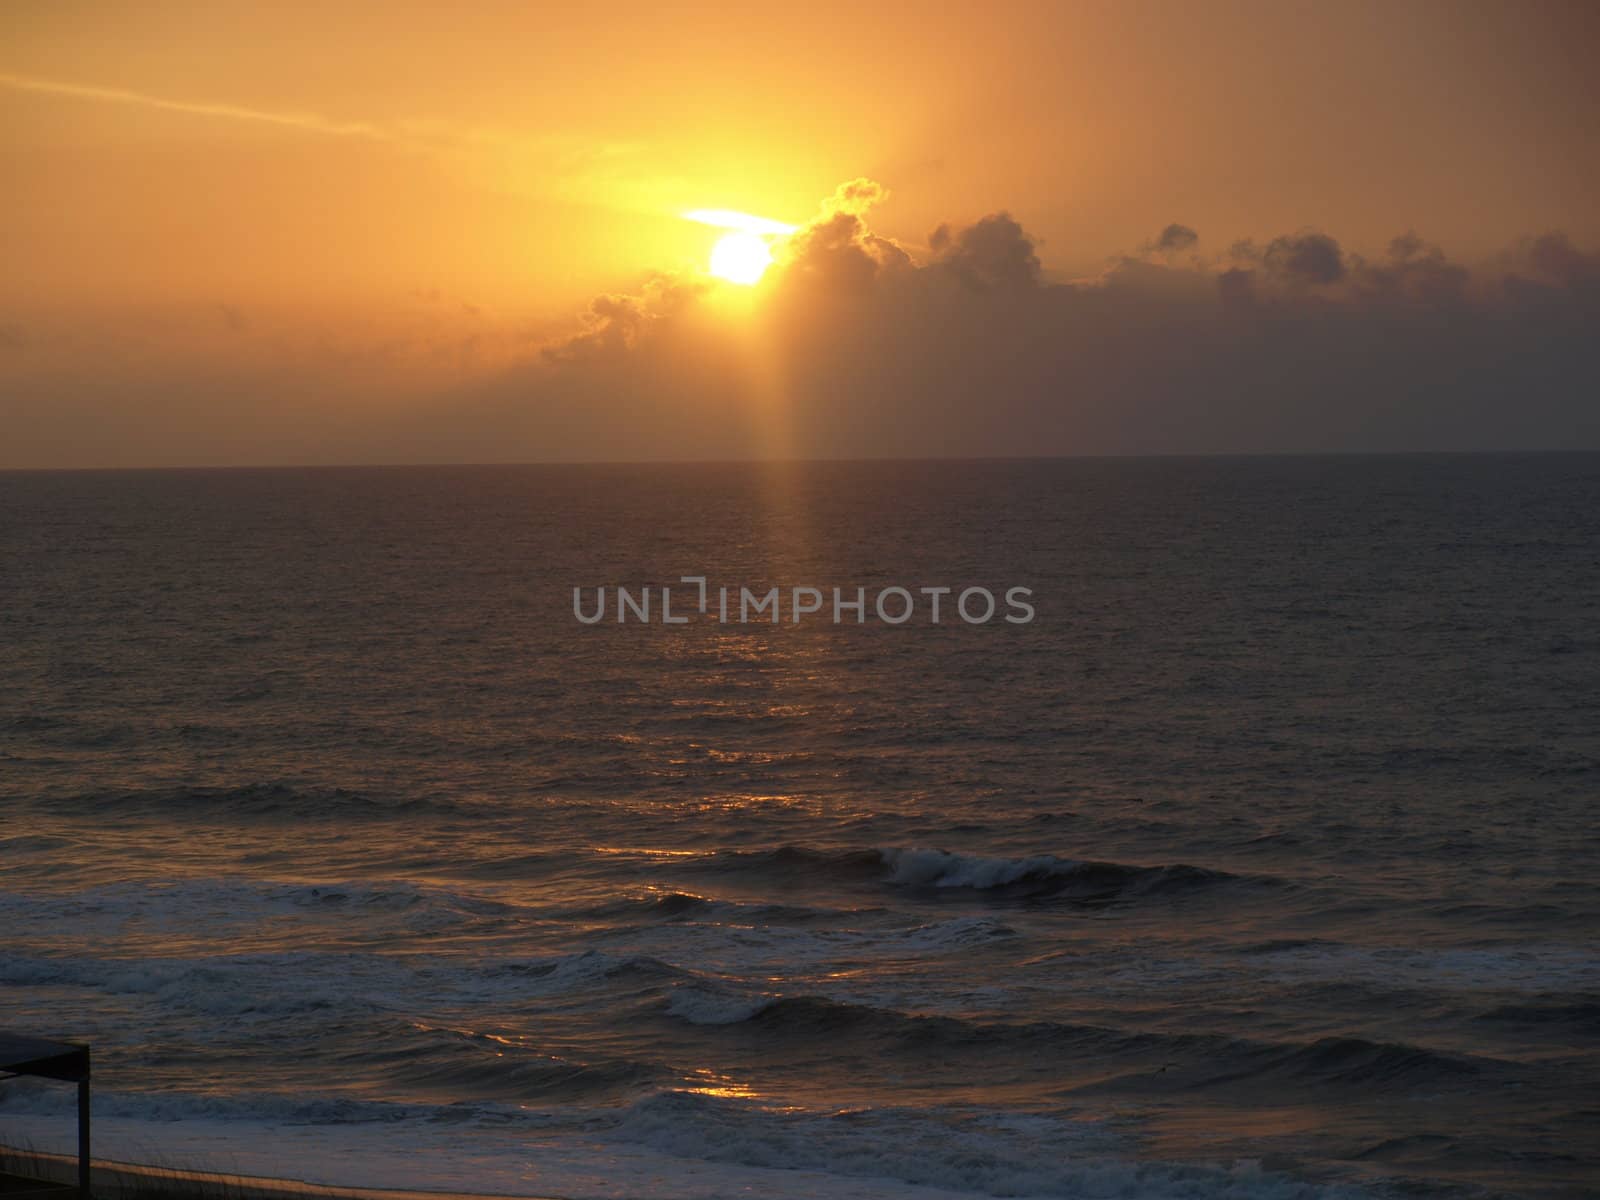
{"left": 4, "top": 446, "right": 1600, "bottom": 474}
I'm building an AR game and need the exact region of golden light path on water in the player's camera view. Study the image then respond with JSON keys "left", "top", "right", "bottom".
{"left": 675, "top": 206, "right": 843, "bottom": 808}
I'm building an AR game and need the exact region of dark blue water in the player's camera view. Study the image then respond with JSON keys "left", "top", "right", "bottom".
{"left": 2, "top": 456, "right": 1597, "bottom": 1198}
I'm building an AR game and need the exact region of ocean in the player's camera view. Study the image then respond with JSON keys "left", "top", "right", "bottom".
{"left": 1, "top": 455, "right": 1597, "bottom": 1199}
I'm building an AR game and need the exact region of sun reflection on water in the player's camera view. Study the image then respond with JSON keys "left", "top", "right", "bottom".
{"left": 682, "top": 1067, "right": 762, "bottom": 1101}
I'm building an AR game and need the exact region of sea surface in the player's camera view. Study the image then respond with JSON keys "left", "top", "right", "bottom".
{"left": 2, "top": 456, "right": 1597, "bottom": 1200}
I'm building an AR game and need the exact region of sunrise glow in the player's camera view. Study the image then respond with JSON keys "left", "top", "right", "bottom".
{"left": 708, "top": 232, "right": 774, "bottom": 285}
{"left": 683, "top": 209, "right": 795, "bottom": 286}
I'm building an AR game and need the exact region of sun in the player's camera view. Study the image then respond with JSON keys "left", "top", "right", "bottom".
{"left": 682, "top": 209, "right": 796, "bottom": 286}
{"left": 709, "top": 232, "right": 774, "bottom": 285}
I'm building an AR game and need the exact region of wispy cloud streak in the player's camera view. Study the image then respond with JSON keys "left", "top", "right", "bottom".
{"left": 0, "top": 71, "right": 403, "bottom": 142}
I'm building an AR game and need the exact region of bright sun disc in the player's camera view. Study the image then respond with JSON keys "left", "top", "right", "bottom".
{"left": 709, "top": 231, "right": 773, "bottom": 285}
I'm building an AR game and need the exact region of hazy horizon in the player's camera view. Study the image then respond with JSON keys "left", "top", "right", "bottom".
{"left": 7, "top": 446, "right": 1600, "bottom": 475}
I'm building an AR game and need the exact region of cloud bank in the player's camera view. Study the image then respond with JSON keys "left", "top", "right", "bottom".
{"left": 3, "top": 178, "right": 1597, "bottom": 466}
{"left": 516, "top": 180, "right": 1599, "bottom": 460}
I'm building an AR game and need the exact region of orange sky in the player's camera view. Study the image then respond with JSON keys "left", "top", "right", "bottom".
{"left": 2, "top": 1, "right": 1598, "bottom": 466}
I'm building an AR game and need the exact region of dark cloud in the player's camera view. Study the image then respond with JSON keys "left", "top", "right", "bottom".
{"left": 1153, "top": 223, "right": 1199, "bottom": 253}
{"left": 542, "top": 275, "right": 708, "bottom": 364}
{"left": 1261, "top": 231, "right": 1345, "bottom": 285}
{"left": 1512, "top": 231, "right": 1600, "bottom": 292}
{"left": 928, "top": 213, "right": 1040, "bottom": 291}
{"left": 1346, "top": 233, "right": 1469, "bottom": 304}
{"left": 782, "top": 211, "right": 909, "bottom": 294}
{"left": 778, "top": 179, "right": 912, "bottom": 294}
{"left": 1389, "top": 231, "right": 1426, "bottom": 261}
{"left": 509, "top": 182, "right": 1599, "bottom": 459}
{"left": 1216, "top": 267, "right": 1256, "bottom": 308}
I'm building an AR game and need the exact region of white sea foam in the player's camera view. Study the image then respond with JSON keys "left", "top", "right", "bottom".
{"left": 664, "top": 985, "right": 776, "bottom": 1025}
{"left": 882, "top": 848, "right": 1085, "bottom": 889}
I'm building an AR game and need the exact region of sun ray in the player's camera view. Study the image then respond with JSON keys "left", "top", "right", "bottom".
{"left": 682, "top": 209, "right": 797, "bottom": 236}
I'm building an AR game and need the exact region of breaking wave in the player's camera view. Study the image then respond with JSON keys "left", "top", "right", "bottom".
{"left": 678, "top": 843, "right": 1274, "bottom": 903}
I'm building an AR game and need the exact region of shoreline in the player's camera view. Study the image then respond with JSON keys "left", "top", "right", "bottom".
{"left": 0, "top": 1148, "right": 558, "bottom": 1200}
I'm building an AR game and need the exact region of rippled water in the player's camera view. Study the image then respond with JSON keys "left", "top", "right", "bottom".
{"left": 2, "top": 457, "right": 1597, "bottom": 1199}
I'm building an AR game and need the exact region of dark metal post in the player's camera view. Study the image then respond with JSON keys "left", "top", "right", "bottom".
{"left": 77, "top": 1049, "right": 91, "bottom": 1199}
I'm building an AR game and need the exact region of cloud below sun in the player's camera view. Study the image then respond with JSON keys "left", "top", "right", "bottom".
{"left": 3, "top": 178, "right": 1598, "bottom": 467}
{"left": 519, "top": 179, "right": 1600, "bottom": 461}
